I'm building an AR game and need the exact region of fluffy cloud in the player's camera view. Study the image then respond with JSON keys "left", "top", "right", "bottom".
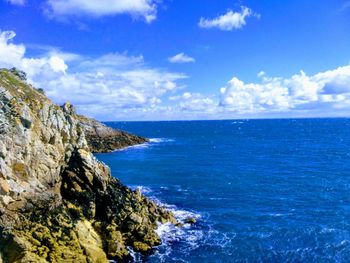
{"left": 0, "top": 31, "right": 68, "bottom": 76}
{"left": 219, "top": 66, "right": 350, "bottom": 115}
{"left": 45, "top": 0, "right": 159, "bottom": 23}
{"left": 168, "top": 53, "right": 195, "bottom": 64}
{"left": 2, "top": 29, "right": 350, "bottom": 120}
{"left": 168, "top": 65, "right": 350, "bottom": 119}
{"left": 220, "top": 76, "right": 290, "bottom": 113}
{"left": 0, "top": 30, "right": 187, "bottom": 120}
{"left": 169, "top": 92, "right": 217, "bottom": 114}
{"left": 6, "top": 0, "right": 26, "bottom": 6}
{"left": 199, "top": 6, "right": 259, "bottom": 31}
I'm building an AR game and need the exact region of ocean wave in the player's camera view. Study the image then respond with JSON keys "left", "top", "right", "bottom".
{"left": 126, "top": 246, "right": 142, "bottom": 262}
{"left": 114, "top": 138, "right": 174, "bottom": 153}
{"left": 149, "top": 138, "right": 175, "bottom": 143}
{"left": 149, "top": 198, "right": 201, "bottom": 225}
{"left": 151, "top": 199, "right": 203, "bottom": 262}
{"left": 114, "top": 142, "right": 150, "bottom": 152}
{"left": 130, "top": 186, "right": 203, "bottom": 262}
{"left": 231, "top": 121, "right": 244, "bottom": 124}
{"left": 153, "top": 221, "right": 204, "bottom": 263}
{"left": 130, "top": 185, "right": 153, "bottom": 194}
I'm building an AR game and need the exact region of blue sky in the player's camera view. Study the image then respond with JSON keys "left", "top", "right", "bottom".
{"left": 1, "top": 0, "right": 350, "bottom": 120}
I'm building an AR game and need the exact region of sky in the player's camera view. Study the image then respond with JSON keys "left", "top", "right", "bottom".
{"left": 0, "top": 0, "right": 350, "bottom": 121}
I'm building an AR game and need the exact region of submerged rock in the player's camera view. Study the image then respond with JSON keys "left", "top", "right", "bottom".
{"left": 0, "top": 69, "right": 176, "bottom": 262}
{"left": 184, "top": 217, "right": 197, "bottom": 225}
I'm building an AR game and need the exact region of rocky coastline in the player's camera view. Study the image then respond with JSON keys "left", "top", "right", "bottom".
{"left": 77, "top": 114, "right": 148, "bottom": 153}
{"left": 0, "top": 69, "right": 177, "bottom": 262}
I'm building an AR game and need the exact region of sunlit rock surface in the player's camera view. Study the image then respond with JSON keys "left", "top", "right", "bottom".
{"left": 0, "top": 69, "right": 176, "bottom": 262}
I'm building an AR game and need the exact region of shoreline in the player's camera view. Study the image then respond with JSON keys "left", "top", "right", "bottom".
{"left": 0, "top": 69, "right": 180, "bottom": 262}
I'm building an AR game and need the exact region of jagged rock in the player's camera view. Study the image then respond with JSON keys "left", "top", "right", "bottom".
{"left": 184, "top": 217, "right": 197, "bottom": 224}
{"left": 76, "top": 114, "right": 148, "bottom": 153}
{"left": 0, "top": 69, "right": 177, "bottom": 262}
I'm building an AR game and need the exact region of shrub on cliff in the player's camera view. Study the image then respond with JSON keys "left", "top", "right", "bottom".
{"left": 36, "top": 88, "right": 45, "bottom": 95}
{"left": 9, "top": 67, "right": 27, "bottom": 81}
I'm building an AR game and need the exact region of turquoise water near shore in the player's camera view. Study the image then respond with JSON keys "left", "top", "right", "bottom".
{"left": 95, "top": 119, "right": 350, "bottom": 262}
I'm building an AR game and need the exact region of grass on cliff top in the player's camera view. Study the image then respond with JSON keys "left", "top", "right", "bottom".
{"left": 0, "top": 69, "right": 54, "bottom": 109}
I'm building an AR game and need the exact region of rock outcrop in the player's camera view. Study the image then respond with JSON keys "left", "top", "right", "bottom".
{"left": 77, "top": 114, "right": 148, "bottom": 153}
{"left": 0, "top": 69, "right": 176, "bottom": 262}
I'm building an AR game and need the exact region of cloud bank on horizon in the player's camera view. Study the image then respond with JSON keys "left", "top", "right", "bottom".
{"left": 1, "top": 30, "right": 350, "bottom": 121}
{"left": 1, "top": 0, "right": 350, "bottom": 120}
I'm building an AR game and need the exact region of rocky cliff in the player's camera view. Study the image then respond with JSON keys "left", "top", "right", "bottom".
{"left": 77, "top": 114, "right": 148, "bottom": 153}
{"left": 0, "top": 69, "right": 176, "bottom": 262}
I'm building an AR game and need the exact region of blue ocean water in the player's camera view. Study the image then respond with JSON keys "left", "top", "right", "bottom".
{"left": 95, "top": 119, "right": 350, "bottom": 262}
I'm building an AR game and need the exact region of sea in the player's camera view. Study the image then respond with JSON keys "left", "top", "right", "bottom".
{"left": 95, "top": 119, "right": 350, "bottom": 262}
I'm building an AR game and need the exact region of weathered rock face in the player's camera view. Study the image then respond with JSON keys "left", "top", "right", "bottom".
{"left": 77, "top": 114, "right": 148, "bottom": 153}
{"left": 0, "top": 69, "right": 176, "bottom": 262}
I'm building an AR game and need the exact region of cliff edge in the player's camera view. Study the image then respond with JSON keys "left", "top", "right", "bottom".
{"left": 0, "top": 69, "right": 176, "bottom": 262}
{"left": 77, "top": 114, "right": 148, "bottom": 153}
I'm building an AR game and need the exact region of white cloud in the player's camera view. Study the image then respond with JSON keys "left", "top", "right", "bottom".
{"left": 168, "top": 53, "right": 195, "bottom": 64}
{"left": 0, "top": 31, "right": 68, "bottom": 76}
{"left": 79, "top": 53, "right": 144, "bottom": 70}
{"left": 164, "top": 65, "right": 350, "bottom": 120}
{"left": 2, "top": 29, "right": 350, "bottom": 120}
{"left": 179, "top": 94, "right": 216, "bottom": 113}
{"left": 49, "top": 56, "right": 68, "bottom": 74}
{"left": 0, "top": 31, "right": 25, "bottom": 67}
{"left": 169, "top": 92, "right": 217, "bottom": 114}
{"left": 6, "top": 0, "right": 26, "bottom": 6}
{"left": 219, "top": 65, "right": 350, "bottom": 115}
{"left": 220, "top": 76, "right": 290, "bottom": 113}
{"left": 45, "top": 0, "right": 159, "bottom": 23}
{"left": 0, "top": 30, "right": 187, "bottom": 120}
{"left": 40, "top": 64, "right": 186, "bottom": 117}
{"left": 199, "top": 6, "right": 259, "bottom": 31}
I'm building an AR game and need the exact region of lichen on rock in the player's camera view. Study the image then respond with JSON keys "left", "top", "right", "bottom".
{"left": 0, "top": 69, "right": 177, "bottom": 262}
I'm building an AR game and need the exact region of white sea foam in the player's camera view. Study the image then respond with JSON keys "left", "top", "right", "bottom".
{"left": 114, "top": 138, "right": 174, "bottom": 153}
{"left": 154, "top": 200, "right": 203, "bottom": 257}
{"left": 320, "top": 227, "right": 337, "bottom": 234}
{"left": 155, "top": 222, "right": 203, "bottom": 257}
{"left": 149, "top": 138, "right": 175, "bottom": 143}
{"left": 125, "top": 246, "right": 144, "bottom": 262}
{"left": 122, "top": 185, "right": 203, "bottom": 261}
{"left": 268, "top": 213, "right": 283, "bottom": 217}
{"left": 114, "top": 142, "right": 150, "bottom": 152}
{"left": 131, "top": 185, "right": 152, "bottom": 194}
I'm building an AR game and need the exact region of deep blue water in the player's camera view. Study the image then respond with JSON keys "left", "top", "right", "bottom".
{"left": 95, "top": 119, "right": 350, "bottom": 262}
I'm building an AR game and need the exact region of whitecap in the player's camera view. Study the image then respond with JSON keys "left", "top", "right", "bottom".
{"left": 113, "top": 138, "right": 174, "bottom": 153}
{"left": 155, "top": 204, "right": 203, "bottom": 253}
{"left": 155, "top": 221, "right": 204, "bottom": 250}
{"left": 231, "top": 121, "right": 244, "bottom": 124}
{"left": 124, "top": 185, "right": 203, "bottom": 261}
{"left": 114, "top": 142, "right": 150, "bottom": 152}
{"left": 320, "top": 228, "right": 337, "bottom": 234}
{"left": 131, "top": 185, "right": 152, "bottom": 194}
{"left": 126, "top": 246, "right": 142, "bottom": 262}
{"left": 268, "top": 213, "right": 283, "bottom": 217}
{"left": 149, "top": 138, "right": 175, "bottom": 143}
